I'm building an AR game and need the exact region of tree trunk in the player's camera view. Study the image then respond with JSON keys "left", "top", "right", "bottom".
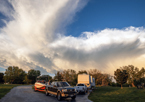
{"left": 121, "top": 84, "right": 123, "bottom": 89}
{"left": 132, "top": 83, "right": 135, "bottom": 87}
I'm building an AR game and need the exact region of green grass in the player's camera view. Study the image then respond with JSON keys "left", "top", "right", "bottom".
{"left": 32, "top": 85, "right": 34, "bottom": 89}
{"left": 88, "top": 86, "right": 145, "bottom": 102}
{"left": 0, "top": 84, "right": 21, "bottom": 99}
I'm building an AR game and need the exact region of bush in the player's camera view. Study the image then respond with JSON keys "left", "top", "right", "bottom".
{"left": 134, "top": 78, "right": 145, "bottom": 86}
{"left": 122, "top": 83, "right": 129, "bottom": 87}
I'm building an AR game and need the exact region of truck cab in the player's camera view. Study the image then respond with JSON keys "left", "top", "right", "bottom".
{"left": 45, "top": 81, "right": 77, "bottom": 101}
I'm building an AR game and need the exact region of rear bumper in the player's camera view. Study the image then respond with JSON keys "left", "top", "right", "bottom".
{"left": 77, "top": 90, "right": 85, "bottom": 93}
{"left": 34, "top": 86, "right": 45, "bottom": 92}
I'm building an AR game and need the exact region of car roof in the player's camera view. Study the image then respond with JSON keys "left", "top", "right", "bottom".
{"left": 77, "top": 83, "right": 85, "bottom": 84}
{"left": 53, "top": 81, "right": 67, "bottom": 82}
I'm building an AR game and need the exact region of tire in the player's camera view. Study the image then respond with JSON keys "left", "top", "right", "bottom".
{"left": 85, "top": 90, "right": 88, "bottom": 94}
{"left": 84, "top": 90, "right": 86, "bottom": 94}
{"left": 72, "top": 95, "right": 76, "bottom": 100}
{"left": 45, "top": 89, "right": 49, "bottom": 96}
{"left": 86, "top": 89, "right": 88, "bottom": 93}
{"left": 57, "top": 92, "right": 62, "bottom": 101}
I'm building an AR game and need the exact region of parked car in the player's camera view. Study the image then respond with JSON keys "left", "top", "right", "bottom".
{"left": 75, "top": 83, "right": 87, "bottom": 94}
{"left": 34, "top": 76, "right": 49, "bottom": 92}
{"left": 34, "top": 80, "right": 46, "bottom": 92}
{"left": 45, "top": 81, "right": 77, "bottom": 101}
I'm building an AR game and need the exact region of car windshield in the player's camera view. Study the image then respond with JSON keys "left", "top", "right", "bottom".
{"left": 57, "top": 82, "right": 70, "bottom": 87}
{"left": 77, "top": 84, "right": 84, "bottom": 86}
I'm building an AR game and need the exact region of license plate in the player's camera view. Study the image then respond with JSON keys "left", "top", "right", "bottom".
{"left": 70, "top": 95, "right": 73, "bottom": 97}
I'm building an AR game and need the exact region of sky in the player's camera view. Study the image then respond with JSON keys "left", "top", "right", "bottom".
{"left": 0, "top": 0, "right": 145, "bottom": 76}
{"left": 67, "top": 0, "right": 145, "bottom": 36}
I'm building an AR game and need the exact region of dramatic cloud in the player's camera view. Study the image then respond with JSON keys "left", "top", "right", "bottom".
{"left": 0, "top": 0, "right": 145, "bottom": 76}
{"left": 50, "top": 27, "right": 145, "bottom": 75}
{"left": 0, "top": 0, "right": 88, "bottom": 75}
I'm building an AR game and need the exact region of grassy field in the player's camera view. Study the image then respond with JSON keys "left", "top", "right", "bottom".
{"left": 0, "top": 84, "right": 21, "bottom": 99}
{"left": 32, "top": 85, "right": 34, "bottom": 89}
{"left": 88, "top": 86, "right": 145, "bottom": 102}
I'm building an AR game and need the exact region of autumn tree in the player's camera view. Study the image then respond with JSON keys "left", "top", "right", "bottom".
{"left": 0, "top": 73, "right": 4, "bottom": 83}
{"left": 101, "top": 74, "right": 112, "bottom": 86}
{"left": 88, "top": 69, "right": 102, "bottom": 85}
{"left": 134, "top": 77, "right": 145, "bottom": 88}
{"left": 27, "top": 69, "right": 40, "bottom": 84}
{"left": 114, "top": 69, "right": 128, "bottom": 89}
{"left": 61, "top": 69, "right": 77, "bottom": 85}
{"left": 78, "top": 70, "right": 88, "bottom": 74}
{"left": 38, "top": 75, "right": 52, "bottom": 81}
{"left": 4, "top": 66, "right": 26, "bottom": 84}
{"left": 121, "top": 65, "right": 145, "bottom": 87}
{"left": 88, "top": 69, "right": 112, "bottom": 86}
{"left": 54, "top": 71, "right": 63, "bottom": 81}
{"left": 23, "top": 74, "right": 29, "bottom": 84}
{"left": 53, "top": 69, "right": 77, "bottom": 85}
{"left": 88, "top": 69, "right": 101, "bottom": 78}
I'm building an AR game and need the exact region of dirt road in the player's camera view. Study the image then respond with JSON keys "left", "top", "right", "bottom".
{"left": 0, "top": 85, "right": 92, "bottom": 102}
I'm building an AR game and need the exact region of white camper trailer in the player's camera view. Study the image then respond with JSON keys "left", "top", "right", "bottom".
{"left": 77, "top": 74, "right": 91, "bottom": 88}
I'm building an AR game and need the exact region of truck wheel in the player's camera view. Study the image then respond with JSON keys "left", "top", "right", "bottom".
{"left": 72, "top": 96, "right": 76, "bottom": 100}
{"left": 86, "top": 89, "right": 88, "bottom": 93}
{"left": 84, "top": 91, "right": 86, "bottom": 94}
{"left": 85, "top": 90, "right": 88, "bottom": 94}
{"left": 45, "top": 89, "right": 49, "bottom": 96}
{"left": 57, "top": 92, "right": 62, "bottom": 101}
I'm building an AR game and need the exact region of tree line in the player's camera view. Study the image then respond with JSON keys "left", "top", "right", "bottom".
{"left": 0, "top": 66, "right": 49, "bottom": 84}
{"left": 1, "top": 65, "right": 145, "bottom": 88}
{"left": 53, "top": 69, "right": 112, "bottom": 86}
{"left": 0, "top": 66, "right": 112, "bottom": 85}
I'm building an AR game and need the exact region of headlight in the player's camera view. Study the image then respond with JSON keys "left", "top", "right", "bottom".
{"left": 62, "top": 89, "right": 67, "bottom": 92}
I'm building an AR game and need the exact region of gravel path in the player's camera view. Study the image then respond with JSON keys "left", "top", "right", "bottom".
{"left": 0, "top": 85, "right": 92, "bottom": 102}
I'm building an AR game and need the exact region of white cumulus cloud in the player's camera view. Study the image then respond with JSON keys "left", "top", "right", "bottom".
{"left": 0, "top": 0, "right": 88, "bottom": 74}
{"left": 50, "top": 27, "right": 145, "bottom": 75}
{"left": 0, "top": 0, "right": 145, "bottom": 76}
